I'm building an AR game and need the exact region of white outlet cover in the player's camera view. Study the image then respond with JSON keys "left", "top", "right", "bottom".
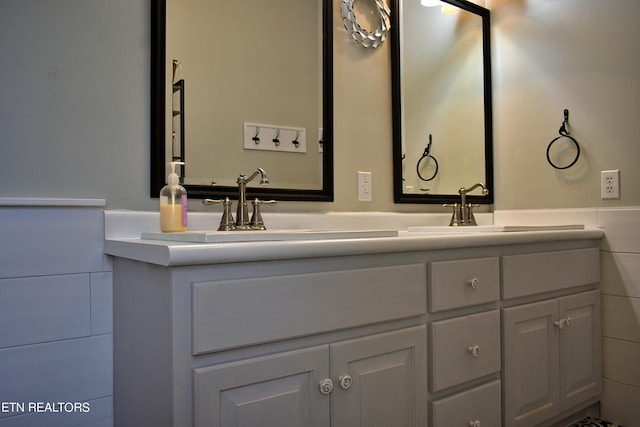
{"left": 358, "top": 171, "right": 372, "bottom": 201}
{"left": 601, "top": 169, "right": 620, "bottom": 199}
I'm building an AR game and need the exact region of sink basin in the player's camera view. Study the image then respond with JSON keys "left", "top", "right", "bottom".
{"left": 141, "top": 229, "right": 398, "bottom": 243}
{"left": 405, "top": 224, "right": 585, "bottom": 233}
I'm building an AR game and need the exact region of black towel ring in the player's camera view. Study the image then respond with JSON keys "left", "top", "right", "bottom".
{"left": 417, "top": 134, "right": 439, "bottom": 181}
{"left": 546, "top": 109, "right": 580, "bottom": 170}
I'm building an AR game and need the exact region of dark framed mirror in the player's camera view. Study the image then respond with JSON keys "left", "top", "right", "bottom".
{"left": 391, "top": 0, "right": 493, "bottom": 204}
{"left": 150, "top": 0, "right": 334, "bottom": 202}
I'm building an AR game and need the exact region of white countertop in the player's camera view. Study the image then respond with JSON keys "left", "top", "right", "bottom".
{"left": 103, "top": 209, "right": 604, "bottom": 266}
{"left": 104, "top": 228, "right": 604, "bottom": 267}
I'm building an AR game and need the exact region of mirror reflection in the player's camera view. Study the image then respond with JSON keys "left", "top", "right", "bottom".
{"left": 151, "top": 0, "right": 334, "bottom": 201}
{"left": 391, "top": 0, "right": 493, "bottom": 204}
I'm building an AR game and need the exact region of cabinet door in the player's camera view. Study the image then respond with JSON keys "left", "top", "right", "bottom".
{"left": 193, "top": 346, "right": 330, "bottom": 427}
{"left": 503, "top": 300, "right": 560, "bottom": 427}
{"left": 558, "top": 290, "right": 602, "bottom": 409}
{"left": 331, "top": 326, "right": 427, "bottom": 427}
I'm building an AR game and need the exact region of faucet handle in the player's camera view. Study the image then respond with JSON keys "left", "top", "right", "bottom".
{"left": 250, "top": 198, "right": 277, "bottom": 230}
{"left": 202, "top": 198, "right": 236, "bottom": 231}
{"left": 465, "top": 203, "right": 481, "bottom": 226}
{"left": 443, "top": 203, "right": 462, "bottom": 226}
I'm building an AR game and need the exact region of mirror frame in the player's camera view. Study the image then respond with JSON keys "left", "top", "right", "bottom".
{"left": 150, "top": 0, "right": 334, "bottom": 202}
{"left": 390, "top": 0, "right": 494, "bottom": 204}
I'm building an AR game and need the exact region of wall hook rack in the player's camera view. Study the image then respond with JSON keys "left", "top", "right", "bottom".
{"left": 546, "top": 108, "right": 580, "bottom": 170}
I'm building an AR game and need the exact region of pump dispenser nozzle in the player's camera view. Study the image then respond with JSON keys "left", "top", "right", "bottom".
{"left": 167, "top": 161, "right": 185, "bottom": 187}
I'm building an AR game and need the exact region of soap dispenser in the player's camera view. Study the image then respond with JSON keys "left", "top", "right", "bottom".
{"left": 160, "top": 161, "right": 187, "bottom": 232}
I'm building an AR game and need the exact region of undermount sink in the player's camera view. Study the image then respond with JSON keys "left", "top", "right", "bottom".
{"left": 405, "top": 224, "right": 585, "bottom": 233}
{"left": 141, "top": 229, "right": 399, "bottom": 243}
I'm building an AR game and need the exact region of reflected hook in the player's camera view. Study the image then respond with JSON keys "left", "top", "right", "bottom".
{"left": 272, "top": 128, "right": 280, "bottom": 146}
{"left": 252, "top": 127, "right": 261, "bottom": 144}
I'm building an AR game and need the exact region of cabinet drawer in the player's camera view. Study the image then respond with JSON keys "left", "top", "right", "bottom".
{"left": 429, "top": 257, "right": 499, "bottom": 312}
{"left": 430, "top": 310, "right": 500, "bottom": 392}
{"left": 502, "top": 248, "right": 599, "bottom": 299}
{"left": 430, "top": 380, "right": 501, "bottom": 427}
{"left": 192, "top": 264, "right": 426, "bottom": 354}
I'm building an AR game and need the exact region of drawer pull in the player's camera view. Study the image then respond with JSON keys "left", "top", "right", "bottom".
{"left": 319, "top": 378, "right": 334, "bottom": 395}
{"left": 339, "top": 374, "right": 353, "bottom": 390}
{"left": 468, "top": 277, "right": 480, "bottom": 290}
{"left": 468, "top": 345, "right": 481, "bottom": 357}
{"left": 469, "top": 420, "right": 481, "bottom": 427}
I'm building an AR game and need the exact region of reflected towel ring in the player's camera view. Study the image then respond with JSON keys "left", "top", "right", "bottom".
{"left": 546, "top": 109, "right": 580, "bottom": 170}
{"left": 417, "top": 134, "right": 439, "bottom": 181}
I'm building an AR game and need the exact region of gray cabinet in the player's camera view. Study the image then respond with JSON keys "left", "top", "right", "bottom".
{"left": 194, "top": 346, "right": 329, "bottom": 427}
{"left": 332, "top": 326, "right": 427, "bottom": 427}
{"left": 110, "top": 236, "right": 602, "bottom": 427}
{"left": 194, "top": 326, "right": 426, "bottom": 427}
{"left": 113, "top": 258, "right": 428, "bottom": 427}
{"left": 503, "top": 290, "right": 601, "bottom": 427}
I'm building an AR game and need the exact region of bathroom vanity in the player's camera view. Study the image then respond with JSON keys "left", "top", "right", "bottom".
{"left": 105, "top": 225, "right": 602, "bottom": 427}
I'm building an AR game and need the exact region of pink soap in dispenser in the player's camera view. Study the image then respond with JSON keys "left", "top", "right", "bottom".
{"left": 160, "top": 161, "right": 187, "bottom": 232}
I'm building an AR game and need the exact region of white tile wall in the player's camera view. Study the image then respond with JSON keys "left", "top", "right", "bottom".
{"left": 0, "top": 200, "right": 112, "bottom": 427}
{"left": 597, "top": 207, "right": 640, "bottom": 427}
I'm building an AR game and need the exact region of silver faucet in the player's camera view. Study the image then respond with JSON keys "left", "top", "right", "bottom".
{"left": 235, "top": 168, "right": 269, "bottom": 230}
{"left": 202, "top": 168, "right": 274, "bottom": 231}
{"left": 444, "top": 183, "right": 489, "bottom": 226}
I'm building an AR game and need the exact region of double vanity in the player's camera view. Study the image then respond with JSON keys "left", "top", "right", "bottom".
{"left": 105, "top": 214, "right": 603, "bottom": 427}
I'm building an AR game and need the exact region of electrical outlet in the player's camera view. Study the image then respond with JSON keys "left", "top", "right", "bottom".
{"left": 601, "top": 170, "right": 620, "bottom": 199}
{"left": 358, "top": 171, "right": 372, "bottom": 201}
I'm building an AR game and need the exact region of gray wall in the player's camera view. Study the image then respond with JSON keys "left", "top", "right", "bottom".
{"left": 1, "top": 0, "right": 638, "bottom": 211}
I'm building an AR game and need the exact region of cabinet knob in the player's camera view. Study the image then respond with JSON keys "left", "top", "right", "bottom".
{"left": 468, "top": 345, "right": 481, "bottom": 357}
{"left": 319, "top": 378, "right": 334, "bottom": 395}
{"left": 468, "top": 277, "right": 480, "bottom": 290}
{"left": 469, "top": 420, "right": 481, "bottom": 427}
{"left": 554, "top": 318, "right": 567, "bottom": 330}
{"left": 339, "top": 374, "right": 353, "bottom": 390}
{"left": 565, "top": 317, "right": 572, "bottom": 327}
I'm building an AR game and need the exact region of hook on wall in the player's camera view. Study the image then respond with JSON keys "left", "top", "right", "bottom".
{"left": 546, "top": 108, "right": 580, "bottom": 170}
{"left": 559, "top": 109, "right": 570, "bottom": 136}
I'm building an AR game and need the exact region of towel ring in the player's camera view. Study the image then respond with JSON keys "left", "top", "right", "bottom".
{"left": 417, "top": 134, "right": 439, "bottom": 182}
{"left": 546, "top": 109, "right": 580, "bottom": 170}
